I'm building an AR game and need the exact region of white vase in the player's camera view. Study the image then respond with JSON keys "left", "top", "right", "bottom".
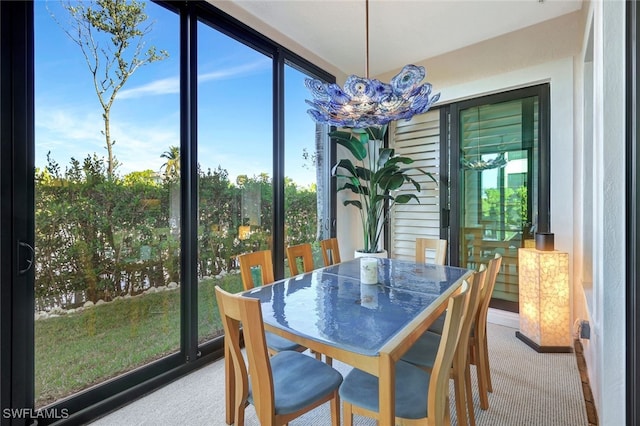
{"left": 354, "top": 249, "right": 388, "bottom": 259}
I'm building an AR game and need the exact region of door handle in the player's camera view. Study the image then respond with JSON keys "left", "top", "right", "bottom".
{"left": 18, "top": 241, "right": 34, "bottom": 275}
{"left": 441, "top": 208, "right": 450, "bottom": 228}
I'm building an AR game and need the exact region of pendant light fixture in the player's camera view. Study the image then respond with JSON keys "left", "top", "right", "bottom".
{"left": 304, "top": 0, "right": 440, "bottom": 128}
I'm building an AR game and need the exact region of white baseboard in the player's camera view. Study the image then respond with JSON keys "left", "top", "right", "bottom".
{"left": 487, "top": 308, "right": 519, "bottom": 329}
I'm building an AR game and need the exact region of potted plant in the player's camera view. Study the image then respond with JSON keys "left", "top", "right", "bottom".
{"left": 331, "top": 124, "right": 435, "bottom": 255}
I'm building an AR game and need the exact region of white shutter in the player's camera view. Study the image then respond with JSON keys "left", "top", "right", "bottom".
{"left": 390, "top": 109, "right": 441, "bottom": 260}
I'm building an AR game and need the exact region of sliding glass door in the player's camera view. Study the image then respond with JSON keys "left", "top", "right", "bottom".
{"left": 451, "top": 86, "right": 549, "bottom": 311}
{"left": 283, "top": 64, "right": 331, "bottom": 275}
{"left": 34, "top": 1, "right": 181, "bottom": 408}
{"left": 0, "top": 1, "right": 337, "bottom": 423}
{"left": 0, "top": 1, "right": 333, "bottom": 425}
{"left": 195, "top": 19, "right": 274, "bottom": 342}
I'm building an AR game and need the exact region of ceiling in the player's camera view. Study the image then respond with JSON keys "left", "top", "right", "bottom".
{"left": 220, "top": 0, "right": 584, "bottom": 77}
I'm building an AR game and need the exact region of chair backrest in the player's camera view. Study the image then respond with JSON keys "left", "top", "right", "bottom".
{"left": 454, "top": 265, "right": 486, "bottom": 365}
{"left": 476, "top": 253, "right": 503, "bottom": 331}
{"left": 215, "top": 286, "right": 276, "bottom": 421}
{"left": 416, "top": 237, "right": 447, "bottom": 265}
{"left": 320, "top": 238, "right": 341, "bottom": 266}
{"left": 428, "top": 279, "right": 471, "bottom": 425}
{"left": 238, "top": 250, "right": 275, "bottom": 290}
{"left": 286, "top": 243, "right": 314, "bottom": 276}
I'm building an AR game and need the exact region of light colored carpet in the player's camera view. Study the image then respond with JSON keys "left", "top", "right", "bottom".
{"left": 91, "top": 324, "right": 588, "bottom": 425}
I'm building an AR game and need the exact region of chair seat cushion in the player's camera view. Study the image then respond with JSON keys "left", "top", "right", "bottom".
{"left": 339, "top": 360, "right": 431, "bottom": 420}
{"left": 248, "top": 351, "right": 343, "bottom": 415}
{"left": 400, "top": 331, "right": 441, "bottom": 369}
{"left": 427, "top": 312, "right": 446, "bottom": 334}
{"left": 265, "top": 331, "right": 305, "bottom": 352}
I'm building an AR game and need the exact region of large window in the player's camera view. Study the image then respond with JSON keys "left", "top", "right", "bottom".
{"left": 283, "top": 64, "right": 331, "bottom": 275}
{"left": 195, "top": 19, "right": 274, "bottom": 343}
{"left": 34, "top": 1, "right": 180, "bottom": 407}
{"left": 2, "top": 1, "right": 336, "bottom": 423}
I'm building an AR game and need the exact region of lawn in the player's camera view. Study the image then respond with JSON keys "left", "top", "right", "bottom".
{"left": 34, "top": 273, "right": 244, "bottom": 407}
{"left": 34, "top": 249, "right": 324, "bottom": 407}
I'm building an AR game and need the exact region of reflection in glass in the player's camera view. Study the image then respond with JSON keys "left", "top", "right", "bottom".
{"left": 459, "top": 97, "right": 539, "bottom": 305}
{"left": 283, "top": 65, "right": 329, "bottom": 276}
{"left": 196, "top": 20, "right": 273, "bottom": 343}
{"left": 245, "top": 259, "right": 465, "bottom": 356}
{"left": 34, "top": 1, "right": 179, "bottom": 406}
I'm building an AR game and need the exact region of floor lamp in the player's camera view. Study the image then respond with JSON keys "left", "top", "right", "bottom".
{"left": 516, "top": 235, "right": 572, "bottom": 353}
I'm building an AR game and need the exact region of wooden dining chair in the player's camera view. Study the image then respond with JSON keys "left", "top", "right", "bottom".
{"left": 286, "top": 243, "right": 314, "bottom": 276}
{"left": 416, "top": 237, "right": 448, "bottom": 265}
{"left": 320, "top": 237, "right": 341, "bottom": 266}
{"left": 426, "top": 253, "right": 502, "bottom": 413}
{"left": 238, "top": 250, "right": 275, "bottom": 290}
{"left": 285, "top": 243, "right": 334, "bottom": 365}
{"left": 339, "top": 279, "right": 472, "bottom": 426}
{"left": 237, "top": 250, "right": 304, "bottom": 355}
{"left": 400, "top": 266, "right": 486, "bottom": 426}
{"left": 215, "top": 286, "right": 343, "bottom": 426}
{"left": 470, "top": 252, "right": 503, "bottom": 410}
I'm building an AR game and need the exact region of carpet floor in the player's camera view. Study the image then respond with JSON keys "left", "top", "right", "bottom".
{"left": 91, "top": 324, "right": 588, "bottom": 425}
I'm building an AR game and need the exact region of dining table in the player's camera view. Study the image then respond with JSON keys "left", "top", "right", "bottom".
{"left": 234, "top": 257, "right": 473, "bottom": 426}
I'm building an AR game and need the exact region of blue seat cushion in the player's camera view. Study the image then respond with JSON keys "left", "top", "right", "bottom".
{"left": 248, "top": 351, "right": 343, "bottom": 415}
{"left": 427, "top": 313, "right": 446, "bottom": 334}
{"left": 339, "top": 360, "right": 431, "bottom": 420}
{"left": 265, "top": 331, "right": 305, "bottom": 352}
{"left": 400, "top": 331, "right": 441, "bottom": 369}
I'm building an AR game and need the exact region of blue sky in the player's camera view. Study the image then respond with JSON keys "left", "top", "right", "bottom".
{"left": 34, "top": 1, "right": 319, "bottom": 187}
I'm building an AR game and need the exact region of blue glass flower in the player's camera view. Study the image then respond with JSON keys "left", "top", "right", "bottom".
{"left": 390, "top": 65, "right": 425, "bottom": 95}
{"left": 305, "top": 64, "right": 439, "bottom": 128}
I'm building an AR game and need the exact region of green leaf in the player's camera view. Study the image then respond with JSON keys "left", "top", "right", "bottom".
{"left": 379, "top": 174, "right": 405, "bottom": 191}
{"left": 343, "top": 199, "right": 363, "bottom": 209}
{"left": 405, "top": 175, "right": 422, "bottom": 192}
{"left": 330, "top": 131, "right": 367, "bottom": 160}
{"left": 377, "top": 149, "right": 393, "bottom": 168}
{"left": 339, "top": 182, "right": 369, "bottom": 196}
{"left": 332, "top": 159, "right": 358, "bottom": 177}
{"left": 394, "top": 194, "right": 420, "bottom": 204}
{"left": 363, "top": 125, "right": 388, "bottom": 141}
{"left": 386, "top": 156, "right": 414, "bottom": 166}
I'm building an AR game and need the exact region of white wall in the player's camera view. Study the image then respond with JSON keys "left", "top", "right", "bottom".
{"left": 213, "top": 2, "right": 627, "bottom": 421}
{"left": 340, "top": 60, "right": 577, "bottom": 251}
{"left": 588, "top": 0, "right": 626, "bottom": 424}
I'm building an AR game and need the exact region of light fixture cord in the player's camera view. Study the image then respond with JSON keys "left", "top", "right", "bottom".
{"left": 365, "top": 0, "right": 369, "bottom": 78}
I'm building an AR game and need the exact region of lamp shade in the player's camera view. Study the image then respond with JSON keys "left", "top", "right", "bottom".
{"left": 516, "top": 248, "right": 571, "bottom": 352}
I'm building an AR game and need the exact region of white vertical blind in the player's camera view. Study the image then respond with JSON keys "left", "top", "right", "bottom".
{"left": 391, "top": 109, "right": 441, "bottom": 260}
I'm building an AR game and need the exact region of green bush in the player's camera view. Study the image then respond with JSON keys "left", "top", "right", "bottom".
{"left": 35, "top": 156, "right": 318, "bottom": 309}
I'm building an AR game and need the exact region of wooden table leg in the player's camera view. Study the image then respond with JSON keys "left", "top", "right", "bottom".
{"left": 379, "top": 353, "right": 395, "bottom": 426}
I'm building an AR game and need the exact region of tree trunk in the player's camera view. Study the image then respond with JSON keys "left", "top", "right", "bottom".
{"left": 104, "top": 109, "right": 114, "bottom": 178}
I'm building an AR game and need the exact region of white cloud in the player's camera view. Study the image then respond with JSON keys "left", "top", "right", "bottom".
{"left": 118, "top": 60, "right": 269, "bottom": 99}
{"left": 119, "top": 76, "right": 179, "bottom": 99}
{"left": 35, "top": 104, "right": 179, "bottom": 175}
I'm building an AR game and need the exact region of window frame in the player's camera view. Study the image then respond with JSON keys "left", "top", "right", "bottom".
{"left": 446, "top": 84, "right": 551, "bottom": 272}
{"left": 0, "top": 0, "right": 337, "bottom": 423}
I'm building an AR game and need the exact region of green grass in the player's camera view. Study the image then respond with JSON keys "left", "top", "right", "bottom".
{"left": 33, "top": 248, "right": 325, "bottom": 407}
{"left": 34, "top": 274, "right": 244, "bottom": 407}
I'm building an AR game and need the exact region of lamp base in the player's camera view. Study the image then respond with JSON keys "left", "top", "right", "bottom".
{"left": 515, "top": 331, "right": 573, "bottom": 353}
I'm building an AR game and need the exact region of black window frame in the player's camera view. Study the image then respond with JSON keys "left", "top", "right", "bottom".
{"left": 442, "top": 84, "right": 550, "bottom": 312}
{"left": 0, "top": 1, "right": 336, "bottom": 424}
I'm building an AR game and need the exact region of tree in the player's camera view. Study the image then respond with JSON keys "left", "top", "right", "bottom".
{"left": 160, "top": 145, "right": 180, "bottom": 181}
{"left": 54, "top": 0, "right": 169, "bottom": 178}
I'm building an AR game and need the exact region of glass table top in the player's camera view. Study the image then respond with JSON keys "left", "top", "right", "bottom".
{"left": 242, "top": 258, "right": 471, "bottom": 357}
